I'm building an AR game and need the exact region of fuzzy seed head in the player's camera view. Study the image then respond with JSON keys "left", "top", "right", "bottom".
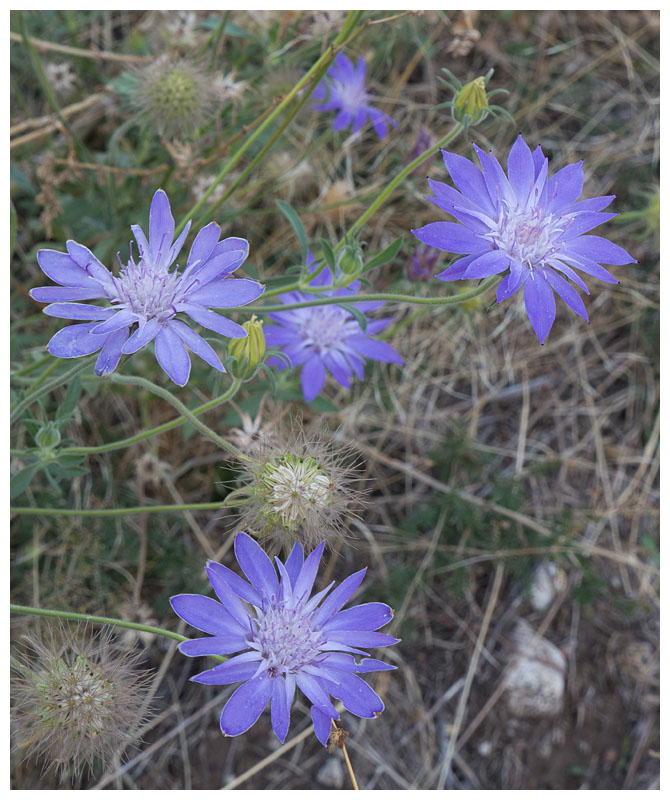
{"left": 234, "top": 424, "right": 364, "bottom": 550}
{"left": 132, "top": 56, "right": 218, "bottom": 140}
{"left": 261, "top": 454, "right": 332, "bottom": 530}
{"left": 11, "top": 625, "right": 152, "bottom": 778}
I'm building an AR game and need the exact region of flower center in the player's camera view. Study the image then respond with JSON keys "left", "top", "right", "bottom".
{"left": 299, "top": 307, "right": 353, "bottom": 354}
{"left": 488, "top": 205, "right": 566, "bottom": 268}
{"left": 251, "top": 600, "right": 324, "bottom": 674}
{"left": 112, "top": 257, "right": 183, "bottom": 322}
{"left": 336, "top": 81, "right": 367, "bottom": 114}
{"left": 261, "top": 455, "right": 332, "bottom": 529}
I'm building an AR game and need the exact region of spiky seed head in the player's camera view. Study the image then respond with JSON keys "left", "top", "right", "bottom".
{"left": 131, "top": 56, "right": 219, "bottom": 140}
{"left": 11, "top": 624, "right": 153, "bottom": 779}
{"left": 232, "top": 424, "right": 364, "bottom": 551}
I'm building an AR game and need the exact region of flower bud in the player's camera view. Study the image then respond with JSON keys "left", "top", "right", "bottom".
{"left": 228, "top": 316, "right": 266, "bottom": 381}
{"left": 35, "top": 423, "right": 61, "bottom": 450}
{"left": 335, "top": 241, "right": 364, "bottom": 286}
{"left": 452, "top": 76, "right": 489, "bottom": 126}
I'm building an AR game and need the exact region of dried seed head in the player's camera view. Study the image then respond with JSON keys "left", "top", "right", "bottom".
{"left": 232, "top": 423, "right": 364, "bottom": 551}
{"left": 45, "top": 62, "right": 78, "bottom": 96}
{"left": 131, "top": 55, "right": 219, "bottom": 140}
{"left": 11, "top": 624, "right": 153, "bottom": 779}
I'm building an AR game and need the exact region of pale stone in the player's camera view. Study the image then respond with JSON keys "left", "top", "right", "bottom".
{"left": 505, "top": 620, "right": 566, "bottom": 718}
{"left": 316, "top": 757, "right": 345, "bottom": 789}
{"left": 529, "top": 562, "right": 567, "bottom": 611}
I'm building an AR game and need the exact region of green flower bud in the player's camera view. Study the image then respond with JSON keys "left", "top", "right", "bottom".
{"left": 452, "top": 76, "right": 489, "bottom": 126}
{"left": 35, "top": 423, "right": 61, "bottom": 450}
{"left": 229, "top": 316, "right": 266, "bottom": 381}
{"left": 335, "top": 242, "right": 364, "bottom": 287}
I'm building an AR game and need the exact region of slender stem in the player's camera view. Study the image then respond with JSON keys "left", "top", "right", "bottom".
{"left": 10, "top": 356, "right": 95, "bottom": 423}
{"left": 174, "top": 10, "right": 363, "bottom": 235}
{"left": 342, "top": 742, "right": 359, "bottom": 791}
{"left": 107, "top": 374, "right": 243, "bottom": 458}
{"left": 10, "top": 603, "right": 188, "bottom": 644}
{"left": 11, "top": 354, "right": 54, "bottom": 379}
{"left": 196, "top": 55, "right": 332, "bottom": 228}
{"left": 341, "top": 122, "right": 463, "bottom": 245}
{"left": 22, "top": 356, "right": 60, "bottom": 396}
{"left": 12, "top": 502, "right": 224, "bottom": 517}
{"left": 330, "top": 720, "right": 359, "bottom": 790}
{"left": 244, "top": 276, "right": 500, "bottom": 314}
{"left": 10, "top": 377, "right": 243, "bottom": 459}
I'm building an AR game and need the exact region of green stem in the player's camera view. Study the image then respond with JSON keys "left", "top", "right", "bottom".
{"left": 195, "top": 41, "right": 339, "bottom": 229}
{"left": 12, "top": 502, "right": 224, "bottom": 517}
{"left": 174, "top": 10, "right": 363, "bottom": 235}
{"left": 341, "top": 121, "right": 463, "bottom": 244}
{"left": 10, "top": 357, "right": 96, "bottom": 424}
{"left": 12, "top": 354, "right": 54, "bottom": 379}
{"left": 23, "top": 356, "right": 60, "bottom": 396}
{"left": 11, "top": 377, "right": 243, "bottom": 458}
{"left": 244, "top": 276, "right": 500, "bottom": 314}
{"left": 10, "top": 603, "right": 188, "bottom": 644}
{"left": 107, "top": 374, "right": 243, "bottom": 458}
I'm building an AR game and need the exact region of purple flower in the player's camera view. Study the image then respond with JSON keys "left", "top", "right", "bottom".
{"left": 407, "top": 245, "right": 441, "bottom": 282}
{"left": 170, "top": 532, "right": 397, "bottom": 746}
{"left": 30, "top": 190, "right": 265, "bottom": 385}
{"left": 313, "top": 53, "right": 396, "bottom": 140}
{"left": 412, "top": 135, "right": 637, "bottom": 343}
{"left": 263, "top": 254, "right": 403, "bottom": 402}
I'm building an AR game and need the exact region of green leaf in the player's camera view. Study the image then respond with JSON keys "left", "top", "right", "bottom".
{"left": 57, "top": 376, "right": 82, "bottom": 423}
{"left": 243, "top": 262, "right": 259, "bottom": 280}
{"left": 276, "top": 200, "right": 308, "bottom": 258}
{"left": 308, "top": 395, "right": 339, "bottom": 413}
{"left": 365, "top": 237, "right": 403, "bottom": 272}
{"left": 10, "top": 463, "right": 40, "bottom": 499}
{"left": 319, "top": 238, "right": 336, "bottom": 272}
{"left": 56, "top": 453, "right": 86, "bottom": 469}
{"left": 48, "top": 463, "right": 88, "bottom": 479}
{"left": 339, "top": 303, "right": 367, "bottom": 333}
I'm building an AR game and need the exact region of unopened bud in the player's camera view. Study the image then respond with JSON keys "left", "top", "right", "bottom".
{"left": 35, "top": 423, "right": 61, "bottom": 450}
{"left": 229, "top": 315, "right": 265, "bottom": 380}
{"left": 335, "top": 242, "right": 364, "bottom": 286}
{"left": 452, "top": 76, "right": 489, "bottom": 126}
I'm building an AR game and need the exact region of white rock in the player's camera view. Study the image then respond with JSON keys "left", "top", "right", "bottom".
{"left": 478, "top": 740, "right": 493, "bottom": 757}
{"left": 505, "top": 620, "right": 566, "bottom": 718}
{"left": 316, "top": 756, "right": 345, "bottom": 789}
{"left": 529, "top": 562, "right": 567, "bottom": 611}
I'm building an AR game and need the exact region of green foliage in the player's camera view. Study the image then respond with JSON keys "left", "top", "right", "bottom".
{"left": 395, "top": 425, "right": 570, "bottom": 607}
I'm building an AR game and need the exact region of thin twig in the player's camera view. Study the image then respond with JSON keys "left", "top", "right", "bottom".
{"left": 437, "top": 562, "right": 504, "bottom": 789}
{"left": 9, "top": 30, "right": 152, "bottom": 63}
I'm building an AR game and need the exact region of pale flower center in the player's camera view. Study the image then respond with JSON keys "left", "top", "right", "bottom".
{"left": 488, "top": 204, "right": 566, "bottom": 269}
{"left": 251, "top": 601, "right": 324, "bottom": 674}
{"left": 299, "top": 307, "right": 353, "bottom": 354}
{"left": 336, "top": 81, "right": 366, "bottom": 114}
{"left": 262, "top": 456, "right": 332, "bottom": 529}
{"left": 112, "top": 258, "right": 183, "bottom": 322}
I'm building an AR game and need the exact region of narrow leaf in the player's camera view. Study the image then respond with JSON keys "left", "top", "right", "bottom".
{"left": 365, "top": 237, "right": 403, "bottom": 272}
{"left": 276, "top": 200, "right": 308, "bottom": 257}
